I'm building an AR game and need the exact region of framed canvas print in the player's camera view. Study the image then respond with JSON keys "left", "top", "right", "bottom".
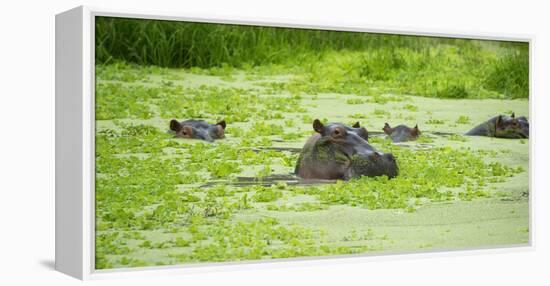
{"left": 55, "top": 6, "right": 532, "bottom": 280}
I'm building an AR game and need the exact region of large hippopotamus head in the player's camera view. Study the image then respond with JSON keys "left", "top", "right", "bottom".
{"left": 295, "top": 119, "right": 398, "bottom": 180}
{"left": 465, "top": 113, "right": 529, "bottom": 139}
{"left": 169, "top": 119, "right": 226, "bottom": 142}
{"left": 494, "top": 113, "right": 529, "bottom": 139}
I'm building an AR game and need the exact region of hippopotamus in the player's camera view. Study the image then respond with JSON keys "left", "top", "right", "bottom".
{"left": 294, "top": 119, "right": 398, "bottom": 180}
{"left": 348, "top": 122, "right": 369, "bottom": 141}
{"left": 465, "top": 113, "right": 529, "bottom": 139}
{"left": 383, "top": 123, "right": 420, "bottom": 142}
{"left": 169, "top": 119, "right": 226, "bottom": 142}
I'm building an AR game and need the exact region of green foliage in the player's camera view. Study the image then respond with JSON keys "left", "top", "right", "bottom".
{"left": 251, "top": 186, "right": 283, "bottom": 202}
{"left": 96, "top": 83, "right": 157, "bottom": 119}
{"left": 402, "top": 104, "right": 419, "bottom": 112}
{"left": 448, "top": 134, "right": 468, "bottom": 142}
{"left": 416, "top": 136, "right": 434, "bottom": 143}
{"left": 484, "top": 44, "right": 530, "bottom": 98}
{"left": 302, "top": 146, "right": 521, "bottom": 209}
{"left": 437, "top": 84, "right": 469, "bottom": 99}
{"left": 266, "top": 202, "right": 329, "bottom": 212}
{"left": 456, "top": 116, "right": 471, "bottom": 124}
{"left": 96, "top": 17, "right": 528, "bottom": 99}
{"left": 372, "top": 109, "right": 390, "bottom": 117}
{"left": 97, "top": 17, "right": 466, "bottom": 69}
{"left": 168, "top": 218, "right": 364, "bottom": 263}
{"left": 346, "top": 98, "right": 365, "bottom": 105}
{"left": 426, "top": 118, "right": 446, "bottom": 125}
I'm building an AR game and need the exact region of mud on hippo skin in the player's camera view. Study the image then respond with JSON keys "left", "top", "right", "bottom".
{"left": 383, "top": 123, "right": 420, "bottom": 143}
{"left": 465, "top": 113, "right": 529, "bottom": 139}
{"left": 295, "top": 119, "right": 398, "bottom": 180}
{"left": 169, "top": 119, "right": 226, "bottom": 142}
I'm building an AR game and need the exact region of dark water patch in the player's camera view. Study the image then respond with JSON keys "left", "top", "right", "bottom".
{"left": 200, "top": 174, "right": 337, "bottom": 188}
{"left": 247, "top": 146, "right": 303, "bottom": 153}
{"left": 373, "top": 131, "right": 457, "bottom": 137}
{"left": 393, "top": 143, "right": 435, "bottom": 150}
{"left": 430, "top": 131, "right": 458, "bottom": 136}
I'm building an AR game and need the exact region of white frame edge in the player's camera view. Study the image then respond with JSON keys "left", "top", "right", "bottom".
{"left": 55, "top": 5, "right": 535, "bottom": 281}
{"left": 55, "top": 6, "right": 84, "bottom": 279}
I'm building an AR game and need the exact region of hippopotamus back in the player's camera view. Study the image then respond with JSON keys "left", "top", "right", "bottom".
{"left": 383, "top": 123, "right": 420, "bottom": 143}
{"left": 295, "top": 119, "right": 397, "bottom": 180}
{"left": 169, "top": 119, "right": 226, "bottom": 142}
{"left": 465, "top": 113, "right": 528, "bottom": 139}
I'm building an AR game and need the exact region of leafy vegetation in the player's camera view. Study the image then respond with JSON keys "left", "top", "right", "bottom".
{"left": 96, "top": 17, "right": 528, "bottom": 99}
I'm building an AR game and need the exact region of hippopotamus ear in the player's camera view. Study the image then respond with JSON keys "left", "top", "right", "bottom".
{"left": 412, "top": 124, "right": 420, "bottom": 135}
{"left": 170, "top": 119, "right": 182, "bottom": 131}
{"left": 352, "top": 122, "right": 360, "bottom": 128}
{"left": 216, "top": 120, "right": 226, "bottom": 130}
{"left": 383, "top": 123, "right": 391, "bottom": 134}
{"left": 511, "top": 112, "right": 515, "bottom": 118}
{"left": 361, "top": 127, "right": 369, "bottom": 141}
{"left": 313, "top": 119, "right": 324, "bottom": 134}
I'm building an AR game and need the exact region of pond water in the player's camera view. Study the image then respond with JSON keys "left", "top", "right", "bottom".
{"left": 94, "top": 65, "right": 529, "bottom": 269}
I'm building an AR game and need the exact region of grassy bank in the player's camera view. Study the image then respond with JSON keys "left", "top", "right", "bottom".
{"left": 96, "top": 17, "right": 529, "bottom": 98}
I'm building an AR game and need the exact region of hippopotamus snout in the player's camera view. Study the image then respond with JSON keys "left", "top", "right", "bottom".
{"left": 193, "top": 129, "right": 214, "bottom": 142}
{"left": 517, "top": 116, "right": 529, "bottom": 138}
{"left": 348, "top": 150, "right": 398, "bottom": 179}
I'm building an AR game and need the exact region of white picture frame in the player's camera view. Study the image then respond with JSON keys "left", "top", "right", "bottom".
{"left": 55, "top": 5, "right": 534, "bottom": 280}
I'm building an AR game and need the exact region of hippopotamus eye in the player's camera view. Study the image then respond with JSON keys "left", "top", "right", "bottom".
{"left": 332, "top": 128, "right": 346, "bottom": 137}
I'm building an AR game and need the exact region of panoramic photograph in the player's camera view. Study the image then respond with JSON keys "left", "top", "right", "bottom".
{"left": 93, "top": 16, "right": 529, "bottom": 269}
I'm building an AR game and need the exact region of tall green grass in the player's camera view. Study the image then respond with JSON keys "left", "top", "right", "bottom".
{"left": 95, "top": 17, "right": 529, "bottom": 99}
{"left": 96, "top": 17, "right": 468, "bottom": 68}
{"left": 484, "top": 44, "right": 529, "bottom": 98}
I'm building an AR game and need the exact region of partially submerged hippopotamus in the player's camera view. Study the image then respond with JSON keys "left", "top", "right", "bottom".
{"left": 295, "top": 119, "right": 398, "bottom": 180}
{"left": 169, "top": 119, "right": 226, "bottom": 142}
{"left": 465, "top": 113, "right": 529, "bottom": 139}
{"left": 383, "top": 123, "right": 420, "bottom": 142}
{"left": 348, "top": 121, "right": 370, "bottom": 141}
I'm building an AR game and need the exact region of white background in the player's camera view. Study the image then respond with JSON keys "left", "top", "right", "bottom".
{"left": 0, "top": 0, "right": 548, "bottom": 285}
